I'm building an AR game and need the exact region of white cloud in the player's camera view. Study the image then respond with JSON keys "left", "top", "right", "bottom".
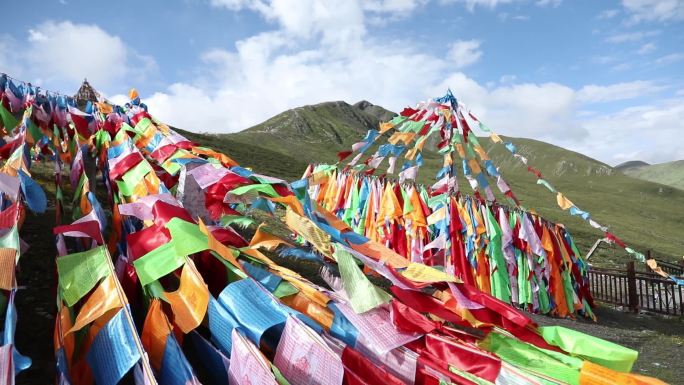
{"left": 439, "top": 0, "right": 560, "bottom": 11}
{"left": 439, "top": 0, "right": 517, "bottom": 12}
{"left": 362, "top": 0, "right": 428, "bottom": 14}
{"left": 653, "top": 52, "right": 684, "bottom": 65}
{"left": 536, "top": 0, "right": 561, "bottom": 7}
{"left": 605, "top": 29, "right": 659, "bottom": 43}
{"left": 499, "top": 74, "right": 517, "bottom": 83}
{"left": 577, "top": 80, "right": 665, "bottom": 103}
{"left": 447, "top": 40, "right": 482, "bottom": 69}
{"left": 1, "top": 21, "right": 157, "bottom": 93}
{"left": 622, "top": 0, "right": 684, "bottom": 23}
{"left": 637, "top": 42, "right": 656, "bottom": 54}
{"left": 598, "top": 9, "right": 620, "bottom": 19}
{"left": 579, "top": 97, "right": 684, "bottom": 164}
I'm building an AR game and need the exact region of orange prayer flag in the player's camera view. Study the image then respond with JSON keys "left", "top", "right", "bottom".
{"left": 143, "top": 171, "right": 160, "bottom": 196}
{"left": 281, "top": 292, "right": 334, "bottom": 330}
{"left": 315, "top": 205, "right": 352, "bottom": 232}
{"left": 165, "top": 259, "right": 209, "bottom": 333}
{"left": 198, "top": 219, "right": 244, "bottom": 272}
{"left": 249, "top": 224, "right": 290, "bottom": 251}
{"left": 349, "top": 240, "right": 409, "bottom": 269}
{"left": 468, "top": 159, "right": 481, "bottom": 175}
{"left": 191, "top": 147, "right": 239, "bottom": 168}
{"left": 68, "top": 274, "right": 123, "bottom": 334}
{"left": 141, "top": 299, "right": 172, "bottom": 370}
{"left": 580, "top": 361, "right": 667, "bottom": 385}
{"left": 267, "top": 195, "right": 305, "bottom": 217}
{"left": 54, "top": 305, "right": 75, "bottom": 364}
{"left": 0, "top": 248, "right": 16, "bottom": 290}
{"left": 437, "top": 289, "right": 489, "bottom": 328}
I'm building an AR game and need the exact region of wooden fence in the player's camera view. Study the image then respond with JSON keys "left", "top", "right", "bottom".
{"left": 588, "top": 261, "right": 684, "bottom": 316}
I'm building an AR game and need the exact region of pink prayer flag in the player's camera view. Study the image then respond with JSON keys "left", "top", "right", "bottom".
{"left": 187, "top": 164, "right": 230, "bottom": 189}
{"left": 274, "top": 316, "right": 344, "bottom": 385}
{"left": 0, "top": 173, "right": 20, "bottom": 200}
{"left": 118, "top": 193, "right": 179, "bottom": 221}
{"left": 334, "top": 302, "right": 422, "bottom": 355}
{"left": 228, "top": 329, "right": 277, "bottom": 385}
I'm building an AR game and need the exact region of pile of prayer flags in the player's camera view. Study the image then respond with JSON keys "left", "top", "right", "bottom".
{"left": 0, "top": 73, "right": 669, "bottom": 384}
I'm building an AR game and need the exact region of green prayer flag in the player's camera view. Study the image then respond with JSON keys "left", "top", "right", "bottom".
{"left": 144, "top": 280, "right": 169, "bottom": 302}
{"left": 219, "top": 215, "right": 257, "bottom": 229}
{"left": 389, "top": 115, "right": 407, "bottom": 126}
{"left": 536, "top": 179, "right": 556, "bottom": 193}
{"left": 230, "top": 183, "right": 279, "bottom": 198}
{"left": 0, "top": 225, "right": 20, "bottom": 253}
{"left": 133, "top": 117, "right": 152, "bottom": 135}
{"left": 448, "top": 366, "right": 494, "bottom": 385}
{"left": 135, "top": 218, "right": 215, "bottom": 285}
{"left": 0, "top": 104, "right": 18, "bottom": 131}
{"left": 133, "top": 242, "right": 186, "bottom": 286}
{"left": 333, "top": 245, "right": 391, "bottom": 313}
{"left": 162, "top": 149, "right": 189, "bottom": 176}
{"left": 272, "top": 281, "right": 299, "bottom": 298}
{"left": 28, "top": 119, "right": 43, "bottom": 142}
{"left": 479, "top": 332, "right": 582, "bottom": 385}
{"left": 57, "top": 246, "right": 111, "bottom": 307}
{"left": 485, "top": 207, "right": 510, "bottom": 303}
{"left": 402, "top": 120, "right": 425, "bottom": 133}
{"left": 401, "top": 187, "right": 413, "bottom": 215}
{"left": 211, "top": 251, "right": 248, "bottom": 283}
{"left": 121, "top": 159, "right": 153, "bottom": 189}
{"left": 271, "top": 364, "right": 292, "bottom": 385}
{"left": 540, "top": 326, "right": 638, "bottom": 372}
{"left": 165, "top": 218, "right": 208, "bottom": 256}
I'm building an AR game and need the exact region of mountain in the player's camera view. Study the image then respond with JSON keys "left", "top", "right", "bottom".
{"left": 616, "top": 160, "right": 684, "bottom": 191}
{"left": 615, "top": 160, "right": 650, "bottom": 171}
{"left": 182, "top": 101, "right": 684, "bottom": 266}
{"left": 225, "top": 100, "right": 394, "bottom": 165}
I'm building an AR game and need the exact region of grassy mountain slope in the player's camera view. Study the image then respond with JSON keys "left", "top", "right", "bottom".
{"left": 184, "top": 101, "right": 684, "bottom": 266}
{"left": 616, "top": 160, "right": 684, "bottom": 191}
{"left": 226, "top": 101, "right": 394, "bottom": 167}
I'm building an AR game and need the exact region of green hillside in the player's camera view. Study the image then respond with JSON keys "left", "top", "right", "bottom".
{"left": 617, "top": 160, "right": 684, "bottom": 191}
{"left": 183, "top": 101, "right": 684, "bottom": 267}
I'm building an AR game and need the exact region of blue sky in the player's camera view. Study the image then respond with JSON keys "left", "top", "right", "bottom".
{"left": 1, "top": 0, "right": 683, "bottom": 165}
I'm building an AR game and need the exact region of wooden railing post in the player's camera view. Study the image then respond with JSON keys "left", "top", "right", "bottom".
{"left": 626, "top": 261, "right": 638, "bottom": 313}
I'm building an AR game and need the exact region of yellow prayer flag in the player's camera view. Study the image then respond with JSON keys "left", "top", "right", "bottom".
{"left": 556, "top": 192, "right": 574, "bottom": 210}
{"left": 68, "top": 274, "right": 123, "bottom": 334}
{"left": 379, "top": 121, "right": 394, "bottom": 134}
{"left": 165, "top": 259, "right": 209, "bottom": 333}
{"left": 285, "top": 208, "right": 332, "bottom": 256}
{"left": 401, "top": 262, "right": 461, "bottom": 283}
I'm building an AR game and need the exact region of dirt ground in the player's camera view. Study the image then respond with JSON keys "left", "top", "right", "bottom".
{"left": 11, "top": 207, "right": 684, "bottom": 385}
